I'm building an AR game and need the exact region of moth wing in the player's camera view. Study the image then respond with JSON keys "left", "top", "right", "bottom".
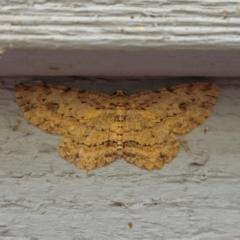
{"left": 15, "top": 83, "right": 110, "bottom": 135}
{"left": 59, "top": 110, "right": 119, "bottom": 170}
{"left": 123, "top": 110, "right": 179, "bottom": 170}
{"left": 130, "top": 83, "right": 220, "bottom": 134}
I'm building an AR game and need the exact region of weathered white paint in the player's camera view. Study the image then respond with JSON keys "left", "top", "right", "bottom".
{"left": 1, "top": 0, "right": 240, "bottom": 51}
{"left": 0, "top": 78, "right": 239, "bottom": 240}
{"left": 0, "top": 1, "right": 240, "bottom": 76}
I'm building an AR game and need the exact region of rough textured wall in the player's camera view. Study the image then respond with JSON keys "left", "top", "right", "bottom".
{"left": 0, "top": 77, "right": 239, "bottom": 240}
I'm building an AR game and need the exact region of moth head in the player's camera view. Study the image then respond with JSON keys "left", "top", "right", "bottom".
{"left": 109, "top": 90, "right": 129, "bottom": 107}
{"left": 109, "top": 90, "right": 129, "bottom": 97}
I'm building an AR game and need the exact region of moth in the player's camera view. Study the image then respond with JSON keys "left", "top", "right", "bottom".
{"left": 15, "top": 82, "right": 220, "bottom": 170}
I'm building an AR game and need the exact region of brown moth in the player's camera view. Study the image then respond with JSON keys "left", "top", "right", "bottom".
{"left": 15, "top": 83, "right": 220, "bottom": 170}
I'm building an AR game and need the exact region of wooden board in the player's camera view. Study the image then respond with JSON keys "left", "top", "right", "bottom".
{"left": 1, "top": 1, "right": 240, "bottom": 76}
{"left": 0, "top": 77, "right": 239, "bottom": 239}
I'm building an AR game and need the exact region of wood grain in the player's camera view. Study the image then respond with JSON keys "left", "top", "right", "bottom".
{"left": 0, "top": 78, "right": 239, "bottom": 240}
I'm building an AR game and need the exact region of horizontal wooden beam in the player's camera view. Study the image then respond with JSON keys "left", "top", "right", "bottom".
{"left": 0, "top": 1, "right": 240, "bottom": 76}
{"left": 1, "top": 1, "right": 240, "bottom": 51}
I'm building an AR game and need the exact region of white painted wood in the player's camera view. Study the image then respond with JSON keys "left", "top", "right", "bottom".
{"left": 1, "top": 0, "right": 240, "bottom": 51}
{"left": 0, "top": 78, "right": 239, "bottom": 240}
{"left": 0, "top": 1, "right": 240, "bottom": 76}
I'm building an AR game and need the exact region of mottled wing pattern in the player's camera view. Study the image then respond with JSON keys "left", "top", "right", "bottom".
{"left": 15, "top": 83, "right": 110, "bottom": 135}
{"left": 15, "top": 82, "right": 219, "bottom": 171}
{"left": 123, "top": 109, "right": 179, "bottom": 170}
{"left": 130, "top": 83, "right": 220, "bottom": 134}
{"left": 59, "top": 110, "right": 119, "bottom": 170}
